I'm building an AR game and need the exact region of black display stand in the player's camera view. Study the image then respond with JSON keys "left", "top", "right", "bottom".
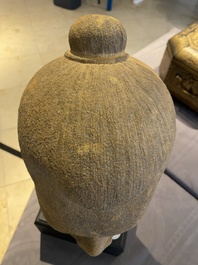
{"left": 35, "top": 210, "right": 128, "bottom": 256}
{"left": 53, "top": 0, "right": 81, "bottom": 10}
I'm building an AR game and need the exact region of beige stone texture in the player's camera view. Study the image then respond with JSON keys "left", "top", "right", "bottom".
{"left": 18, "top": 14, "right": 176, "bottom": 256}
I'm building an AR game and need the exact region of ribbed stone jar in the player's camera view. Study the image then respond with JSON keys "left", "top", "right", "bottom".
{"left": 18, "top": 14, "right": 176, "bottom": 256}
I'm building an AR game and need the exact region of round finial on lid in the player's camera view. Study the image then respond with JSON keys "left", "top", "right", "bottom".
{"left": 68, "top": 14, "right": 127, "bottom": 58}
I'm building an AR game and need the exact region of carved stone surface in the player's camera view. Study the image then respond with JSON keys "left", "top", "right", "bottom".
{"left": 18, "top": 14, "right": 176, "bottom": 256}
{"left": 160, "top": 22, "right": 198, "bottom": 112}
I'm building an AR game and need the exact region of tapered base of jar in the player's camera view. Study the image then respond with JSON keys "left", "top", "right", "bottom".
{"left": 35, "top": 209, "right": 128, "bottom": 256}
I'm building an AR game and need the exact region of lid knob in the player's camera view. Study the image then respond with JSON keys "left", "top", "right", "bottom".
{"left": 68, "top": 14, "right": 127, "bottom": 58}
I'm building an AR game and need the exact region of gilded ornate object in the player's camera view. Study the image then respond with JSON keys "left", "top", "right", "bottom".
{"left": 18, "top": 15, "right": 176, "bottom": 256}
{"left": 160, "top": 22, "right": 198, "bottom": 112}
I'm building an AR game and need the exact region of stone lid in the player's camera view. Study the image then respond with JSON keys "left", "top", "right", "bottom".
{"left": 65, "top": 14, "right": 128, "bottom": 63}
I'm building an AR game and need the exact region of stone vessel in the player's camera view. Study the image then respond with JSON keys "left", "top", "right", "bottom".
{"left": 18, "top": 14, "right": 176, "bottom": 256}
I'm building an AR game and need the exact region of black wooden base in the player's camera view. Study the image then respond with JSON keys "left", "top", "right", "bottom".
{"left": 35, "top": 210, "right": 127, "bottom": 256}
